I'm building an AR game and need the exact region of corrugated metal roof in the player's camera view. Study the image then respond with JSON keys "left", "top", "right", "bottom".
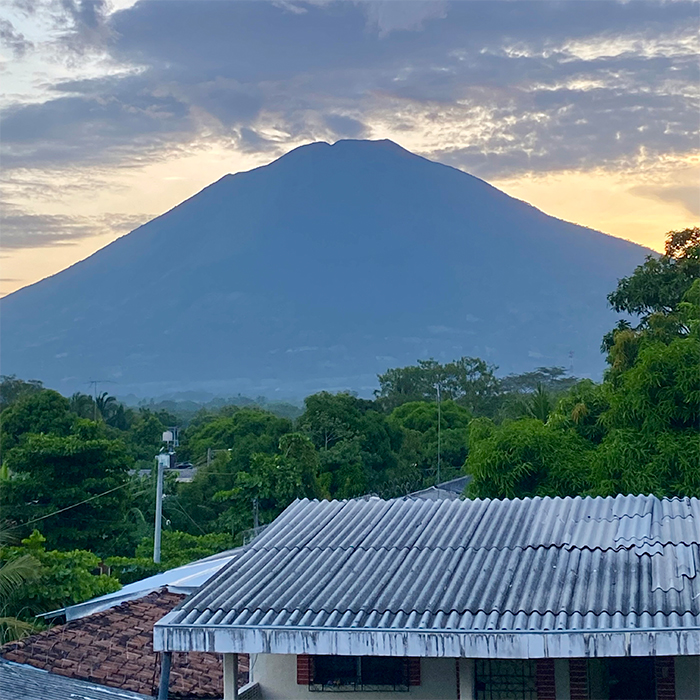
{"left": 44, "top": 548, "right": 242, "bottom": 621}
{"left": 0, "top": 660, "right": 151, "bottom": 700}
{"left": 156, "top": 495, "right": 700, "bottom": 657}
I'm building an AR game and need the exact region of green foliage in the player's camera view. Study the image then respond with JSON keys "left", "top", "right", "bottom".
{"left": 376, "top": 357, "right": 499, "bottom": 415}
{"left": 1, "top": 423, "right": 133, "bottom": 555}
{"left": 0, "top": 530, "right": 120, "bottom": 621}
{"left": 468, "top": 230, "right": 700, "bottom": 501}
{"left": 174, "top": 409, "right": 293, "bottom": 532}
{"left": 603, "top": 227, "right": 699, "bottom": 370}
{"left": 106, "top": 530, "right": 236, "bottom": 584}
{"left": 388, "top": 400, "right": 471, "bottom": 487}
{"left": 466, "top": 417, "right": 592, "bottom": 499}
{"left": 1, "top": 390, "right": 73, "bottom": 452}
{"left": 298, "top": 392, "right": 400, "bottom": 497}
{"left": 548, "top": 379, "right": 610, "bottom": 444}
{"left": 591, "top": 428, "right": 700, "bottom": 498}
{"left": 607, "top": 227, "right": 699, "bottom": 320}
{"left": 214, "top": 433, "right": 325, "bottom": 533}
{"left": 0, "top": 375, "right": 44, "bottom": 414}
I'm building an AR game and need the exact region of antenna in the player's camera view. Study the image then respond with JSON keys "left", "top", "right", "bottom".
{"left": 436, "top": 382, "right": 441, "bottom": 486}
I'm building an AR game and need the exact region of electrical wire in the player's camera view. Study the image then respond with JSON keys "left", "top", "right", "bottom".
{"left": 6, "top": 481, "right": 133, "bottom": 531}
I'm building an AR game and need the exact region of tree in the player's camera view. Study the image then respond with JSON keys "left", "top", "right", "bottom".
{"left": 603, "top": 227, "right": 699, "bottom": 367}
{"left": 95, "top": 392, "right": 118, "bottom": 423}
{"left": 375, "top": 357, "right": 499, "bottom": 415}
{"left": 175, "top": 409, "right": 293, "bottom": 533}
{"left": 298, "top": 392, "right": 401, "bottom": 497}
{"left": 106, "top": 530, "right": 236, "bottom": 584}
{"left": 213, "top": 433, "right": 325, "bottom": 534}
{"left": 388, "top": 400, "right": 471, "bottom": 488}
{"left": 0, "top": 530, "right": 120, "bottom": 626}
{"left": 1, "top": 390, "right": 73, "bottom": 452}
{"left": 607, "top": 227, "right": 699, "bottom": 321}
{"left": 0, "top": 526, "right": 37, "bottom": 643}
{"left": 465, "top": 417, "right": 592, "bottom": 499}
{"left": 0, "top": 376, "right": 44, "bottom": 413}
{"left": 1, "top": 421, "right": 133, "bottom": 555}
{"left": 69, "top": 392, "right": 95, "bottom": 419}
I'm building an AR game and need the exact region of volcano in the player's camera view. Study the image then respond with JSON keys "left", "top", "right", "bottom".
{"left": 0, "top": 139, "right": 648, "bottom": 397}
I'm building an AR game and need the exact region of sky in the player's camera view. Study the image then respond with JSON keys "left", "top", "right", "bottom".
{"left": 0, "top": 0, "right": 698, "bottom": 297}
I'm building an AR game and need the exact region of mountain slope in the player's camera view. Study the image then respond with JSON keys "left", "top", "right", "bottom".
{"left": 0, "top": 140, "right": 648, "bottom": 396}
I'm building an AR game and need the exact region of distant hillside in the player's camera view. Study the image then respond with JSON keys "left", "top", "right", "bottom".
{"left": 0, "top": 139, "right": 649, "bottom": 397}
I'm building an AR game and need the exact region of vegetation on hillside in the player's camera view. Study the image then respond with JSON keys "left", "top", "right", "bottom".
{"left": 0, "top": 227, "right": 696, "bottom": 639}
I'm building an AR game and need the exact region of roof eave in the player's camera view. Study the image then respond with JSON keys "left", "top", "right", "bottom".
{"left": 153, "top": 622, "right": 700, "bottom": 658}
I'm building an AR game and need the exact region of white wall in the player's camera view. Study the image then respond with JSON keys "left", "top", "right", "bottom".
{"left": 251, "top": 655, "right": 460, "bottom": 700}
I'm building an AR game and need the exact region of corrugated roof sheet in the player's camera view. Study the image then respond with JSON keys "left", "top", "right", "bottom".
{"left": 161, "top": 495, "right": 700, "bottom": 636}
{"left": 44, "top": 548, "right": 241, "bottom": 621}
{"left": 0, "top": 659, "right": 151, "bottom": 700}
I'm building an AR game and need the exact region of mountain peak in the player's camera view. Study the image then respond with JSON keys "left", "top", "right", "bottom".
{"left": 1, "top": 141, "right": 648, "bottom": 397}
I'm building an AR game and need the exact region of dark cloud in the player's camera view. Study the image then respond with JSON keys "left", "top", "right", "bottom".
{"left": 324, "top": 114, "right": 368, "bottom": 138}
{"left": 0, "top": 204, "right": 149, "bottom": 248}
{"left": 0, "top": 0, "right": 697, "bottom": 178}
{"left": 0, "top": 18, "right": 33, "bottom": 57}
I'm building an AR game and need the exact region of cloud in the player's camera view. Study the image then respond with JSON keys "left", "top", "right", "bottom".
{"left": 630, "top": 183, "right": 700, "bottom": 218}
{"left": 0, "top": 0, "right": 697, "bottom": 183}
{"left": 0, "top": 18, "right": 33, "bottom": 57}
{"left": 363, "top": 1, "right": 448, "bottom": 36}
{"left": 0, "top": 203, "right": 149, "bottom": 248}
{"left": 324, "top": 114, "right": 368, "bottom": 138}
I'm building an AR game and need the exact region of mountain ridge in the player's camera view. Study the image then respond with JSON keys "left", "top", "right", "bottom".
{"left": 1, "top": 139, "right": 649, "bottom": 397}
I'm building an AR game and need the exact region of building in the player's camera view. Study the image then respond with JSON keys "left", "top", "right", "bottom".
{"left": 155, "top": 494, "right": 700, "bottom": 699}
{"left": 2, "top": 548, "right": 249, "bottom": 699}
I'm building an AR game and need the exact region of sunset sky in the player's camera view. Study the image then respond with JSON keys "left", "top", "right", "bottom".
{"left": 1, "top": 0, "right": 698, "bottom": 297}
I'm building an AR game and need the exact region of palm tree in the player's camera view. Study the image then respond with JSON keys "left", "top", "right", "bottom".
{"left": 0, "top": 528, "right": 38, "bottom": 643}
{"left": 70, "top": 392, "right": 95, "bottom": 419}
{"left": 525, "top": 384, "right": 553, "bottom": 423}
{"left": 95, "top": 392, "right": 117, "bottom": 422}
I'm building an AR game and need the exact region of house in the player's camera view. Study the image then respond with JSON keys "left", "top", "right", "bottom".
{"left": 155, "top": 494, "right": 700, "bottom": 699}
{"left": 2, "top": 589, "right": 242, "bottom": 698}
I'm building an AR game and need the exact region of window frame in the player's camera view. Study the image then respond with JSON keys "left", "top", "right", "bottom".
{"left": 307, "top": 655, "right": 411, "bottom": 692}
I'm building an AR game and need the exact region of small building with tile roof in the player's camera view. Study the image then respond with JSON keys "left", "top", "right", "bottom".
{"left": 2, "top": 588, "right": 248, "bottom": 698}
{"left": 155, "top": 495, "right": 700, "bottom": 700}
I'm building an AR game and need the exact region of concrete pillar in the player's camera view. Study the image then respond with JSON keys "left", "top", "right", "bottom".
{"left": 223, "top": 653, "right": 239, "bottom": 700}
{"left": 457, "top": 659, "right": 475, "bottom": 699}
{"left": 554, "top": 659, "right": 570, "bottom": 700}
{"left": 157, "top": 652, "right": 172, "bottom": 700}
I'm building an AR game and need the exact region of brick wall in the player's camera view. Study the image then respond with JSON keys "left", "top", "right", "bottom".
{"left": 296, "top": 655, "right": 312, "bottom": 684}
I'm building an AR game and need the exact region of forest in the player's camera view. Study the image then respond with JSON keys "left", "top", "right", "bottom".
{"left": 0, "top": 227, "right": 697, "bottom": 641}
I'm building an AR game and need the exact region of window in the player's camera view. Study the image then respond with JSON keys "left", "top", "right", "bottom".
{"left": 308, "top": 656, "right": 410, "bottom": 692}
{"left": 475, "top": 659, "right": 537, "bottom": 700}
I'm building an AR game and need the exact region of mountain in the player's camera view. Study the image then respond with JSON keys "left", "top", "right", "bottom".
{"left": 0, "top": 139, "right": 649, "bottom": 398}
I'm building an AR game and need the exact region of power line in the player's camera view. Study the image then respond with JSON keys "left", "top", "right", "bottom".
{"left": 168, "top": 496, "right": 206, "bottom": 535}
{"left": 6, "top": 482, "right": 132, "bottom": 531}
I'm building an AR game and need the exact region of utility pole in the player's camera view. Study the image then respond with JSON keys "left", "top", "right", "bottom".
{"left": 436, "top": 383, "right": 441, "bottom": 486}
{"left": 154, "top": 428, "right": 178, "bottom": 564}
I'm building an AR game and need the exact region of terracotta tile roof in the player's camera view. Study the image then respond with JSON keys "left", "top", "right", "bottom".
{"left": 2, "top": 589, "right": 248, "bottom": 699}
